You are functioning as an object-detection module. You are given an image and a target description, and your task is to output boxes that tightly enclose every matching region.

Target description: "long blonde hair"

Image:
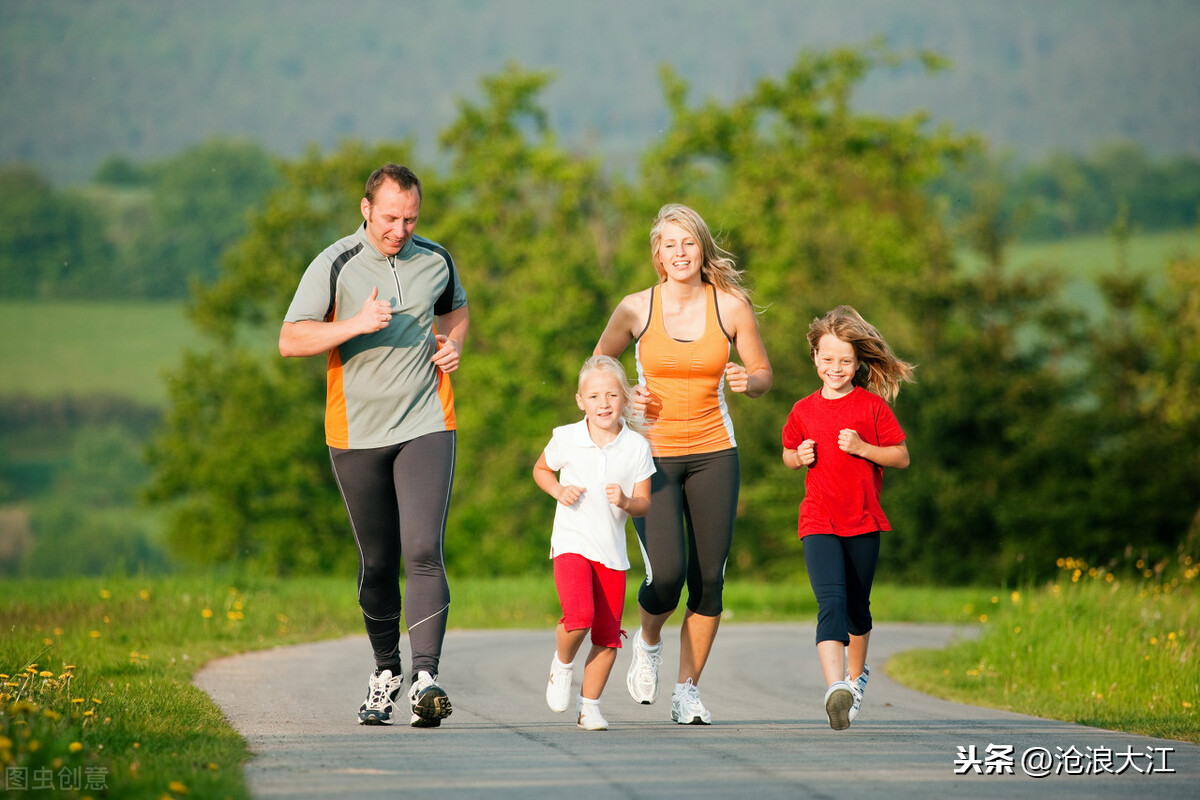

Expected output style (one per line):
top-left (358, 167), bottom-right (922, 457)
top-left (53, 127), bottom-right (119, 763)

top-left (807, 306), bottom-right (915, 402)
top-left (578, 355), bottom-right (645, 433)
top-left (649, 204), bottom-right (751, 306)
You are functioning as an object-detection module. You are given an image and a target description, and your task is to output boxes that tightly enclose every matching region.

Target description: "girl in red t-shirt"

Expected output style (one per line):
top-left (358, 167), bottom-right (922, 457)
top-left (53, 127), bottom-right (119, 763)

top-left (781, 305), bottom-right (915, 731)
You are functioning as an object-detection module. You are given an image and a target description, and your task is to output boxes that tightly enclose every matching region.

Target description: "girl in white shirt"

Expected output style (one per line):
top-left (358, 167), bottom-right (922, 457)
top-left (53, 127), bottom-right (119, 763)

top-left (533, 355), bottom-right (655, 730)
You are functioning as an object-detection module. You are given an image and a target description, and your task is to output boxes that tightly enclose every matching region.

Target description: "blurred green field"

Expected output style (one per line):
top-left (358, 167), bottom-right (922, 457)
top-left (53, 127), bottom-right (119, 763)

top-left (0, 301), bottom-right (205, 406)
top-left (3, 230), bottom-right (1195, 409)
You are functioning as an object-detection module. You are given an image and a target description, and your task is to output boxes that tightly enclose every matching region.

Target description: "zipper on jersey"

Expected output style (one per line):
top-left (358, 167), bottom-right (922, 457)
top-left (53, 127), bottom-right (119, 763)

top-left (387, 256), bottom-right (403, 306)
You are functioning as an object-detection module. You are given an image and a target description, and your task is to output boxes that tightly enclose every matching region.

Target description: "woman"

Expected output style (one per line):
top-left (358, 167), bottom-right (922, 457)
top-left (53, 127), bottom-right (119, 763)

top-left (594, 203), bottom-right (772, 724)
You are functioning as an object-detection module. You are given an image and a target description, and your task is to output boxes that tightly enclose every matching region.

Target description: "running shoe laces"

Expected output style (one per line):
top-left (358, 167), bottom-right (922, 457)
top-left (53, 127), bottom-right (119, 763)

top-left (670, 679), bottom-right (712, 725)
top-left (358, 669), bottom-right (403, 725)
top-left (626, 629), bottom-right (662, 704)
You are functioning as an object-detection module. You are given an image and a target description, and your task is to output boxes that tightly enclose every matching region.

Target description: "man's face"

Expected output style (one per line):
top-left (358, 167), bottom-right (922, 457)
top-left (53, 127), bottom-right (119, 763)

top-left (361, 179), bottom-right (420, 256)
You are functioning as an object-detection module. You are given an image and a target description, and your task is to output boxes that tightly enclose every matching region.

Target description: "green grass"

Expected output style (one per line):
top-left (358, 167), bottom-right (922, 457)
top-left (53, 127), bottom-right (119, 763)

top-left (0, 575), bottom-right (988, 799)
top-left (0, 300), bottom-right (204, 407)
top-left (889, 554), bottom-right (1199, 745)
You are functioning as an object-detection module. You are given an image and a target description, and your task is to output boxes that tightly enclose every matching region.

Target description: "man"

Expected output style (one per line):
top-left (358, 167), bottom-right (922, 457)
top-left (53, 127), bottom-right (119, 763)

top-left (280, 163), bottom-right (468, 727)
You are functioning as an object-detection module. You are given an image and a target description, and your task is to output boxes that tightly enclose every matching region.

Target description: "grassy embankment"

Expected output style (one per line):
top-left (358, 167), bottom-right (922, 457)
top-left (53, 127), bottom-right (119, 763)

top-left (3, 572), bottom-right (1196, 799)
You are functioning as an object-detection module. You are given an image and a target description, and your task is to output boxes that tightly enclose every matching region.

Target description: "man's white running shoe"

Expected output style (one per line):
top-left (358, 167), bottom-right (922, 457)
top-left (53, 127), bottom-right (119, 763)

top-left (824, 681), bottom-right (854, 731)
top-left (576, 697), bottom-right (609, 731)
top-left (546, 655), bottom-right (574, 713)
top-left (357, 668), bottom-right (403, 725)
top-left (409, 670), bottom-right (453, 728)
top-left (670, 679), bottom-right (712, 725)
top-left (847, 664), bottom-right (869, 722)
top-left (626, 628), bottom-right (662, 704)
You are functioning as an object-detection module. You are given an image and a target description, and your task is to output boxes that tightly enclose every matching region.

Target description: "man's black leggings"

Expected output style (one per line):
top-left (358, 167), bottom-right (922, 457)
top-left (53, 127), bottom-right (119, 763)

top-left (330, 431), bottom-right (454, 678)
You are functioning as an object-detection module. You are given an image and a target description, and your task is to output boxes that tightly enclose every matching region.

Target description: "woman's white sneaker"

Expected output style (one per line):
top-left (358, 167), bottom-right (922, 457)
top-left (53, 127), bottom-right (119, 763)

top-left (670, 679), bottom-right (711, 725)
top-left (626, 628), bottom-right (662, 704)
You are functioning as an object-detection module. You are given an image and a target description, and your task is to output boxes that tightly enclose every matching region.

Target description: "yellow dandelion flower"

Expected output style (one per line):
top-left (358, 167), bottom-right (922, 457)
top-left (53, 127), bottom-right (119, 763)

top-left (1168, 632), bottom-right (1177, 641)
top-left (89, 631), bottom-right (101, 639)
top-left (100, 589), bottom-right (112, 599)
top-left (134, 742), bottom-right (140, 748)
top-left (1183, 701), bottom-right (1193, 709)
top-left (43, 710), bottom-right (61, 721)
top-left (966, 668), bottom-right (980, 676)
top-left (990, 595), bottom-right (998, 604)
top-left (1150, 637), bottom-right (1159, 645)
top-left (1010, 591), bottom-right (1020, 604)
top-left (168, 780), bottom-right (189, 793)
top-left (201, 609), bottom-right (213, 619)
top-left (979, 614), bottom-right (988, 623)
top-left (42, 637), bottom-right (53, 646)
top-left (39, 670), bottom-right (53, 678)
top-left (1014, 626), bottom-right (1022, 634)
top-left (92, 697), bottom-right (102, 704)
top-left (207, 762), bottom-right (219, 771)
top-left (69, 742), bottom-right (83, 752)
top-left (54, 627), bottom-right (63, 635)
top-left (140, 589), bottom-right (151, 601)
top-left (72, 698), bottom-right (85, 704)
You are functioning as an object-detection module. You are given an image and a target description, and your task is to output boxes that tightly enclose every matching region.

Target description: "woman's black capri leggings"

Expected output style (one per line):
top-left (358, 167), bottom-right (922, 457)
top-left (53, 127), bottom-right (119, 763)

top-left (634, 448), bottom-right (739, 618)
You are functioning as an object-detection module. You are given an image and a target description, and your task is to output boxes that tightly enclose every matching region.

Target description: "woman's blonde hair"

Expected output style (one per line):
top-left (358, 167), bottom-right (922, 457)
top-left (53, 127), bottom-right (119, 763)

top-left (649, 204), bottom-right (751, 306)
top-left (578, 354), bottom-right (645, 432)
top-left (807, 306), bottom-right (915, 402)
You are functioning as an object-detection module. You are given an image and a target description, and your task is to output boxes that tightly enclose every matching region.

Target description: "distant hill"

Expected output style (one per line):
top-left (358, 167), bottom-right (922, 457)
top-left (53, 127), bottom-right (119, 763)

top-left (3, 0), bottom-right (1199, 185)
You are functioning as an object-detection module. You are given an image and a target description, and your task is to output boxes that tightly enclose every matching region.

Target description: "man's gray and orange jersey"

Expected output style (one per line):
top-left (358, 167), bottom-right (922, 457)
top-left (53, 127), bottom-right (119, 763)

top-left (284, 223), bottom-right (467, 449)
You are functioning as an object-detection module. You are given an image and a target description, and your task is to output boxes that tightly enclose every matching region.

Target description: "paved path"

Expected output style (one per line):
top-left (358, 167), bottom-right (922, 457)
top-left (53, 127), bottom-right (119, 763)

top-left (195, 623), bottom-right (1197, 799)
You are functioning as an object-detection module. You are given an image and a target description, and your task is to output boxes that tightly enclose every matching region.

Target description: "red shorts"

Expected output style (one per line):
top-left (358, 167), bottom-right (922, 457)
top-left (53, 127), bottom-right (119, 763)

top-left (553, 553), bottom-right (627, 648)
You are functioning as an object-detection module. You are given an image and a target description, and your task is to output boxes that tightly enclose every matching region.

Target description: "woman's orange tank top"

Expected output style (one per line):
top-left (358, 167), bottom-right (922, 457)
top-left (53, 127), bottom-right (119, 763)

top-left (634, 283), bottom-right (736, 457)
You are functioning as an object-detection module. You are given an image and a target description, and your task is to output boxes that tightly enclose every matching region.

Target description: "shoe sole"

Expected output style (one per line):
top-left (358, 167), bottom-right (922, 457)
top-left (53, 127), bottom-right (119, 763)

top-left (826, 687), bottom-right (853, 731)
top-left (412, 686), bottom-right (454, 723)
top-left (358, 711), bottom-right (394, 725)
top-left (410, 714), bottom-right (441, 728)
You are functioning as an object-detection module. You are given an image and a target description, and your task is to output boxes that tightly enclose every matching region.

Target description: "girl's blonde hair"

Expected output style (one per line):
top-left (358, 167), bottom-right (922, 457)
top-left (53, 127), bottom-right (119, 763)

top-left (578, 354), bottom-right (645, 432)
top-left (649, 203), bottom-right (752, 306)
top-left (807, 306), bottom-right (915, 402)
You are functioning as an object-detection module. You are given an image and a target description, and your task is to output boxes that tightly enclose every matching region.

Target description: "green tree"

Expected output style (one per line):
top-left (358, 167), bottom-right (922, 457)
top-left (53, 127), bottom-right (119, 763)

top-left (0, 165), bottom-right (113, 297)
top-left (128, 138), bottom-right (281, 298)
top-left (431, 64), bottom-right (621, 574)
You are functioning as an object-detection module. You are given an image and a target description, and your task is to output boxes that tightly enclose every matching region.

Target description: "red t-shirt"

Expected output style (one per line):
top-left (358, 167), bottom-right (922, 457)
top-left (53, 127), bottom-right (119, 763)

top-left (781, 386), bottom-right (906, 538)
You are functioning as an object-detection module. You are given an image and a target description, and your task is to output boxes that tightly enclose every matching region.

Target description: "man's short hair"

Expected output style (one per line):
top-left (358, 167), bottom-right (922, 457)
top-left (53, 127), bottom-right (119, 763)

top-left (365, 164), bottom-right (422, 204)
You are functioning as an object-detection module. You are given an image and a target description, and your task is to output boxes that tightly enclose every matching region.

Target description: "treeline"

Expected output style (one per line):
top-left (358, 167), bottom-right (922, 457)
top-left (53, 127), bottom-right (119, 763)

top-left (4, 137), bottom-right (1198, 303)
top-left (936, 143), bottom-right (1200, 240)
top-left (139, 51), bottom-right (1200, 586)
top-left (0, 140), bottom-right (279, 299)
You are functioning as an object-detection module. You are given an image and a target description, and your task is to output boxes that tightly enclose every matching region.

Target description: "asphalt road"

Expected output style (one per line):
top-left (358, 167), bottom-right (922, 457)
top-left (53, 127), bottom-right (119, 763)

top-left (195, 622), bottom-right (1198, 799)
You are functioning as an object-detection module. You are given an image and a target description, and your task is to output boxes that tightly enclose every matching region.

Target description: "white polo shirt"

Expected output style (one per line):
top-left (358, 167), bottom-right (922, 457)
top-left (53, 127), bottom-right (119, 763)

top-left (542, 418), bottom-right (655, 570)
